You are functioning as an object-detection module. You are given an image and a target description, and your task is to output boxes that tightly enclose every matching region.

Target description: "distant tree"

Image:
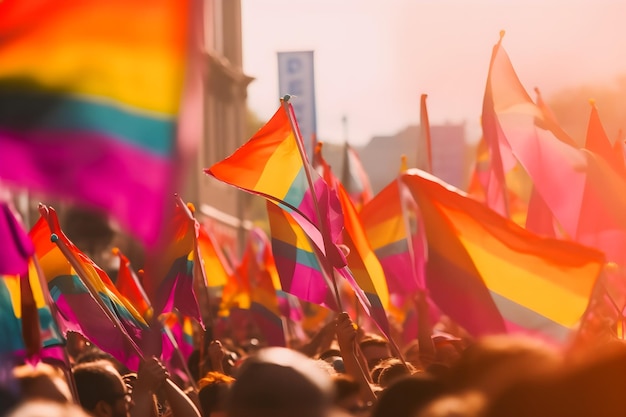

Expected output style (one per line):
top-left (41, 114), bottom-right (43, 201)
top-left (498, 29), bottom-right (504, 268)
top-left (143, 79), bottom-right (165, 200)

top-left (547, 75), bottom-right (626, 145)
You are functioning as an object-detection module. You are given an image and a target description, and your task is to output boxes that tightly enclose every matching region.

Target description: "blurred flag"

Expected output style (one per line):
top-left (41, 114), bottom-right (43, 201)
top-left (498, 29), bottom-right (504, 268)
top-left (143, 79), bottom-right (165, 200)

top-left (142, 198), bottom-right (202, 323)
top-left (113, 248), bottom-right (151, 319)
top-left (0, 0), bottom-right (200, 246)
top-left (402, 169), bottom-right (605, 344)
top-left (32, 207), bottom-right (148, 370)
top-left (340, 143), bottom-right (373, 211)
top-left (0, 202), bottom-right (34, 276)
top-left (267, 201), bottom-right (338, 310)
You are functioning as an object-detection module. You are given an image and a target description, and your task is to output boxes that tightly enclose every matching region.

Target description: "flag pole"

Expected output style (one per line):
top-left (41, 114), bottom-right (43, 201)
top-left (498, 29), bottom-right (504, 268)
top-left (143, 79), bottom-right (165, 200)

top-left (282, 96), bottom-right (344, 311)
top-left (31, 254), bottom-right (81, 404)
top-left (174, 194), bottom-right (214, 335)
top-left (418, 94), bottom-right (433, 173)
top-left (161, 316), bottom-right (198, 390)
top-left (174, 194), bottom-right (216, 381)
top-left (38, 204), bottom-right (145, 359)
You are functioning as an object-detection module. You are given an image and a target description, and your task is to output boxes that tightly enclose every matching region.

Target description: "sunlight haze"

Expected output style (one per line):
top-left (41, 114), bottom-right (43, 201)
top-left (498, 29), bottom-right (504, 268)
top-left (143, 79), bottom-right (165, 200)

top-left (242, 0), bottom-right (626, 145)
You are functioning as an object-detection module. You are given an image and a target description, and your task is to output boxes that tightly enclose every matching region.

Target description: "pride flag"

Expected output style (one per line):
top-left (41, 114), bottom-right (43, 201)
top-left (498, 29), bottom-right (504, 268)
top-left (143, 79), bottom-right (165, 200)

top-left (114, 248), bottom-right (151, 319)
top-left (401, 169), bottom-right (605, 343)
top-left (31, 208), bottom-right (148, 370)
top-left (197, 224), bottom-right (231, 289)
top-left (240, 228), bottom-right (286, 347)
top-left (335, 184), bottom-right (391, 337)
top-left (0, 272), bottom-right (64, 360)
top-left (0, 0), bottom-right (197, 246)
top-left (484, 35), bottom-right (626, 265)
top-left (0, 202), bottom-right (34, 276)
top-left (267, 202), bottom-right (338, 311)
top-left (142, 199), bottom-right (201, 323)
top-left (206, 102), bottom-right (346, 268)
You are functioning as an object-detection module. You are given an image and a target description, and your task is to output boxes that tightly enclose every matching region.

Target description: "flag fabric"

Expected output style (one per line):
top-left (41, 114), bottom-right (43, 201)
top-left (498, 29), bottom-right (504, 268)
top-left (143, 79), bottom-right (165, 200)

top-left (239, 228), bottom-right (286, 347)
top-left (142, 199), bottom-right (202, 323)
top-left (401, 169), bottom-right (606, 343)
top-left (335, 184), bottom-right (391, 337)
top-left (0, 275), bottom-right (28, 357)
top-left (205, 102), bottom-right (346, 269)
top-left (267, 201), bottom-right (338, 311)
top-left (0, 202), bottom-right (34, 276)
top-left (0, 271), bottom-right (64, 361)
top-left (360, 179), bottom-right (425, 298)
top-left (197, 224), bottom-right (232, 289)
top-left (340, 143), bottom-right (374, 210)
top-left (484, 35), bottom-right (626, 265)
top-left (0, 0), bottom-right (198, 246)
top-left (584, 102), bottom-right (624, 177)
top-left (114, 248), bottom-right (151, 319)
top-left (31, 208), bottom-right (148, 370)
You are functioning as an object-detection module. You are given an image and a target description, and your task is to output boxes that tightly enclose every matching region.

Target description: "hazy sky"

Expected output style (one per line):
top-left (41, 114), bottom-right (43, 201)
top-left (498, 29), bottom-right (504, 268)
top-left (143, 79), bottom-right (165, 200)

top-left (241, 0), bottom-right (626, 146)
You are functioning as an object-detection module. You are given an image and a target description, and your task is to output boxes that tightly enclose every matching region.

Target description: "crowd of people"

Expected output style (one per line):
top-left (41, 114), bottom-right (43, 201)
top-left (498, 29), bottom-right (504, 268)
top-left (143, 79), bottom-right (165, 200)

top-left (1, 298), bottom-right (624, 417)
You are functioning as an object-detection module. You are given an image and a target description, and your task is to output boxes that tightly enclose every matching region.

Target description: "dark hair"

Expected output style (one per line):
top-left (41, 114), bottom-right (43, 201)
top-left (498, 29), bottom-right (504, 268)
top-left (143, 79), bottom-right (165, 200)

top-left (370, 374), bottom-right (448, 417)
top-left (73, 361), bottom-right (123, 410)
top-left (359, 334), bottom-right (389, 350)
top-left (331, 374), bottom-right (360, 403)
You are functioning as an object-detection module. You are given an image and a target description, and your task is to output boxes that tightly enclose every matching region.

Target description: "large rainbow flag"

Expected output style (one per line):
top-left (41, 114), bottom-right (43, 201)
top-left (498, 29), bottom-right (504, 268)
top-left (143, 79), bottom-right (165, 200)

top-left (401, 169), bottom-right (605, 343)
top-left (0, 0), bottom-right (196, 246)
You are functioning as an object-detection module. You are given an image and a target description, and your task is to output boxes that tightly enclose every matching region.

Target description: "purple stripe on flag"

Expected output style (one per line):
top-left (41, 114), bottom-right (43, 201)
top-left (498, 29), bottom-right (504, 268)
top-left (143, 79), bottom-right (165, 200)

top-left (426, 250), bottom-right (506, 337)
top-left (0, 203), bottom-right (34, 275)
top-left (0, 130), bottom-right (174, 246)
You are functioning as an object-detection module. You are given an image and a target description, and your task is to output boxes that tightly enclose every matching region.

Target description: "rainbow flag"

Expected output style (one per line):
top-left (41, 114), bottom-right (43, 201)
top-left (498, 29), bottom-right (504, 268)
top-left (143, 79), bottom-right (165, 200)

top-left (335, 184), bottom-right (391, 337)
top-left (267, 202), bottom-right (338, 311)
top-left (1, 202), bottom-right (34, 276)
top-left (360, 179), bottom-right (425, 299)
top-left (206, 103), bottom-right (346, 268)
top-left (142, 199), bottom-right (201, 323)
top-left (31, 209), bottom-right (148, 370)
top-left (401, 170), bottom-right (605, 343)
top-left (340, 144), bottom-right (373, 211)
top-left (0, 272), bottom-right (64, 360)
top-left (114, 248), bottom-right (151, 319)
top-left (484, 35), bottom-right (626, 265)
top-left (197, 224), bottom-right (231, 289)
top-left (0, 0), bottom-right (196, 246)
top-left (240, 228), bottom-right (286, 347)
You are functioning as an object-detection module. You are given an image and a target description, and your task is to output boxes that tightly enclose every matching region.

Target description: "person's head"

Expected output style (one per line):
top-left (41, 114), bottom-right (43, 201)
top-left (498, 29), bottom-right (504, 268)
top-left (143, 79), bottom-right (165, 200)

top-left (6, 400), bottom-right (92, 417)
top-left (331, 374), bottom-right (368, 416)
top-left (319, 349), bottom-right (345, 374)
top-left (359, 334), bottom-right (392, 370)
top-left (74, 347), bottom-right (129, 376)
top-left (369, 374), bottom-right (448, 417)
top-left (73, 360), bottom-right (132, 417)
top-left (378, 359), bottom-right (417, 389)
top-left (198, 372), bottom-right (235, 417)
top-left (416, 391), bottom-right (486, 417)
top-left (13, 363), bottom-right (72, 404)
top-left (446, 334), bottom-right (561, 398)
top-left (227, 347), bottom-right (335, 417)
top-left (403, 340), bottom-right (424, 370)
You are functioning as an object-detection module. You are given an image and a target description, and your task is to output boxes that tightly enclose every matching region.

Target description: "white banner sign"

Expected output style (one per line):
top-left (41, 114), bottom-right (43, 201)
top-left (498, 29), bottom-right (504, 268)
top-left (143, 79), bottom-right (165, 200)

top-left (277, 51), bottom-right (317, 160)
